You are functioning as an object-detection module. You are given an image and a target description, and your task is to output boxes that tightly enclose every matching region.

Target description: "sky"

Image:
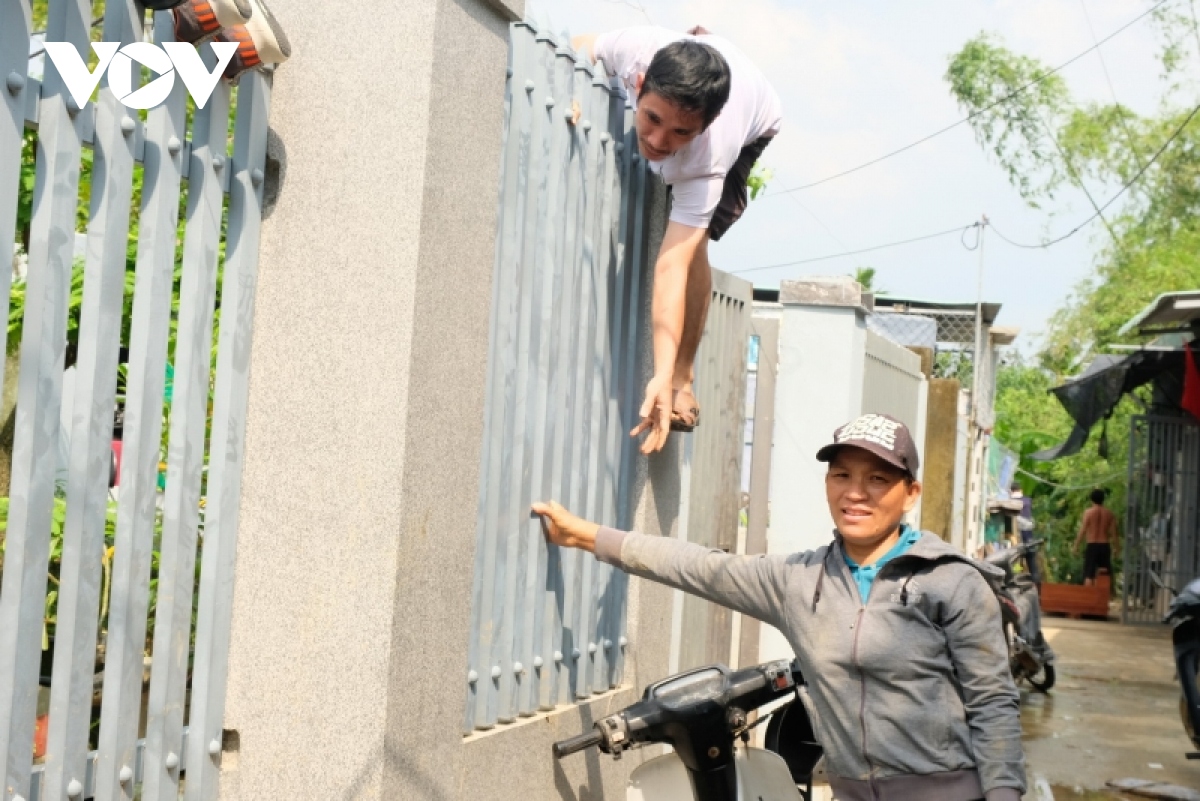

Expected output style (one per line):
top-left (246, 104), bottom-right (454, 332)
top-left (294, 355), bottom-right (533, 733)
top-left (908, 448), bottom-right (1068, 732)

top-left (530, 0), bottom-right (1182, 353)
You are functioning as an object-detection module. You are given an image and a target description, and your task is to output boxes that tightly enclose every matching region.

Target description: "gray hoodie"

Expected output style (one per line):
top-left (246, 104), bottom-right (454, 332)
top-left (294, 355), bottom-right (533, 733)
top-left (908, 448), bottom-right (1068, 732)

top-left (595, 527), bottom-right (1025, 801)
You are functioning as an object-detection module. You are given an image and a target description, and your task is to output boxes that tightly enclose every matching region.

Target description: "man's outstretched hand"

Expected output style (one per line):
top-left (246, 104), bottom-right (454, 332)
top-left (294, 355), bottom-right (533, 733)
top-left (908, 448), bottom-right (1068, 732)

top-left (631, 373), bottom-right (673, 454)
top-left (531, 501), bottom-right (599, 552)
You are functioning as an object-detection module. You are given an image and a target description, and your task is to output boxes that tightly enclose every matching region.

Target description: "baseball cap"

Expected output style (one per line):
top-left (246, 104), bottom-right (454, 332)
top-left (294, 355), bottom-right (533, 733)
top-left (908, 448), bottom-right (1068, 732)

top-left (815, 413), bottom-right (920, 478)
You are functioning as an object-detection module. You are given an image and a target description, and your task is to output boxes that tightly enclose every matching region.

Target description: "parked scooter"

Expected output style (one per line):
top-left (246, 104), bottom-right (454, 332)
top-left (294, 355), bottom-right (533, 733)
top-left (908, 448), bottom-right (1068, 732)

top-left (552, 660), bottom-right (824, 801)
top-left (984, 538), bottom-right (1056, 692)
top-left (1162, 576), bottom-right (1200, 758)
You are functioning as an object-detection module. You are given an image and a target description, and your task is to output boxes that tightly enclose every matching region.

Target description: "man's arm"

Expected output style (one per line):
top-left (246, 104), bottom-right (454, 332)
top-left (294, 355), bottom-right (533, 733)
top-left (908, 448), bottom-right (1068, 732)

top-left (1074, 509), bottom-right (1090, 551)
top-left (531, 501), bottom-right (790, 628)
top-left (631, 221), bottom-right (708, 454)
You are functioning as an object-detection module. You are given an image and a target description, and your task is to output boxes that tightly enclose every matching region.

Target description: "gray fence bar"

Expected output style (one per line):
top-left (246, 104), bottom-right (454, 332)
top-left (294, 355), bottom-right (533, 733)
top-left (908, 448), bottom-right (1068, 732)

top-left (2, 6), bottom-right (272, 799)
top-left (677, 271), bottom-right (751, 672)
top-left (139, 80), bottom-right (230, 801)
top-left (44, 4), bottom-right (144, 798)
top-left (0, 0), bottom-right (30, 407)
top-left (183, 69), bottom-right (271, 801)
top-left (738, 317), bottom-right (778, 670)
top-left (0, 0), bottom-right (92, 797)
top-left (28, 729), bottom-right (187, 801)
top-left (464, 18), bottom-right (651, 734)
top-left (93, 13), bottom-right (190, 801)
top-left (1124, 415), bottom-right (1200, 624)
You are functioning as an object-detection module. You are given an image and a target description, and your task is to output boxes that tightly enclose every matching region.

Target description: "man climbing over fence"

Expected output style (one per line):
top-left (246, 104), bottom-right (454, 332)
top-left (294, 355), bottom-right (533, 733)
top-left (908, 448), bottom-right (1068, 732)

top-left (572, 25), bottom-right (782, 454)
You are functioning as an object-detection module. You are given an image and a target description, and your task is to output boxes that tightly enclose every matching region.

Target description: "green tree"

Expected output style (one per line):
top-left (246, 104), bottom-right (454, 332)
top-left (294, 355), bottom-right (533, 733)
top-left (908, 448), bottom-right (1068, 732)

top-left (943, 7), bottom-right (1200, 581)
top-left (992, 357), bottom-right (1134, 582)
top-left (946, 16), bottom-right (1200, 372)
top-left (852, 266), bottom-right (877, 292)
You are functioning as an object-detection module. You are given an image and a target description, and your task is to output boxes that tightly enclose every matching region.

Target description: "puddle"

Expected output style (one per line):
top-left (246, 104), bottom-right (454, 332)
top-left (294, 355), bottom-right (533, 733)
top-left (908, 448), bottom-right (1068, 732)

top-left (1044, 786), bottom-right (1134, 800)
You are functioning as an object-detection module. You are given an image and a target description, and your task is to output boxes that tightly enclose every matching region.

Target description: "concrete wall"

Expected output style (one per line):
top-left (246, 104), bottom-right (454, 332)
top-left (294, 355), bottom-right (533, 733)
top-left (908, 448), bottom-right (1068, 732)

top-left (217, 1), bottom-right (684, 798)
top-left (757, 278), bottom-right (868, 665)
top-left (920, 378), bottom-right (961, 541)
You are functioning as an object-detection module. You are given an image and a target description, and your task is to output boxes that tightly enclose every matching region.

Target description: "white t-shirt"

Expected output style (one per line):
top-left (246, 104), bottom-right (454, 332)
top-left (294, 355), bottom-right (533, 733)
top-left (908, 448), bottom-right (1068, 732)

top-left (593, 26), bottom-right (783, 229)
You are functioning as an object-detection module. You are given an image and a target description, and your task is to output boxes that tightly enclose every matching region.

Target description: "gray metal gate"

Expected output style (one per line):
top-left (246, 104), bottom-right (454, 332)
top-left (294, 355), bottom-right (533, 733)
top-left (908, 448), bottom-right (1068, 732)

top-left (1123, 415), bottom-right (1200, 624)
top-left (462, 19), bottom-right (653, 734)
top-left (674, 270), bottom-right (751, 673)
top-left (0, 3), bottom-right (273, 799)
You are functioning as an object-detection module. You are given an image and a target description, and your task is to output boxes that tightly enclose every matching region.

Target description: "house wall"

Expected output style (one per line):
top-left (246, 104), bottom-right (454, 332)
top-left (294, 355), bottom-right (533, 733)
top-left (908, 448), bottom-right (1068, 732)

top-left (757, 279), bottom-right (868, 666)
top-left (920, 378), bottom-right (961, 541)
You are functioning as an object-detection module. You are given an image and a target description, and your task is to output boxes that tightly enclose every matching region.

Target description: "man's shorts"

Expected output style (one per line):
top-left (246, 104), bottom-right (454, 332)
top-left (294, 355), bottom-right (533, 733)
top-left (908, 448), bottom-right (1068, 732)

top-left (709, 135), bottom-right (774, 242)
top-left (1083, 542), bottom-right (1112, 580)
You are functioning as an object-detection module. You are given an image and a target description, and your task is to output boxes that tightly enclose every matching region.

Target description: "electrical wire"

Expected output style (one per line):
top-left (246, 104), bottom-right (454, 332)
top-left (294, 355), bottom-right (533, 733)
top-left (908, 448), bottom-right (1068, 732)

top-left (767, 0), bottom-right (1173, 196)
top-left (730, 222), bottom-right (980, 276)
top-left (1079, 0), bottom-right (1149, 171)
top-left (1015, 464), bottom-right (1127, 491)
top-left (1035, 105), bottom-right (1123, 248)
top-left (784, 193), bottom-right (851, 250)
top-left (601, 0), bottom-right (655, 26)
top-left (989, 99), bottom-right (1200, 249)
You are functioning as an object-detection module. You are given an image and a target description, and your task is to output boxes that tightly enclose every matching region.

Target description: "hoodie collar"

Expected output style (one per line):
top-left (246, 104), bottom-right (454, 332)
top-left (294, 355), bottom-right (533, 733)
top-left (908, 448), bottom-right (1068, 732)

top-left (828, 529), bottom-right (1004, 582)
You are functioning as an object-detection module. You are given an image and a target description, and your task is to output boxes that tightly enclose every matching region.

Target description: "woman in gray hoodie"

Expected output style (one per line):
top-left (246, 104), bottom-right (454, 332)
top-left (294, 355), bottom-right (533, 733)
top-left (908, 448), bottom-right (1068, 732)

top-left (533, 413), bottom-right (1025, 801)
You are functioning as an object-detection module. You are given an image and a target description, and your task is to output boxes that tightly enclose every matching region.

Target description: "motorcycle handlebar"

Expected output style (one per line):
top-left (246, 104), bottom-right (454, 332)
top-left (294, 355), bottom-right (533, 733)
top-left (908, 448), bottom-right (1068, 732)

top-left (552, 729), bottom-right (603, 759)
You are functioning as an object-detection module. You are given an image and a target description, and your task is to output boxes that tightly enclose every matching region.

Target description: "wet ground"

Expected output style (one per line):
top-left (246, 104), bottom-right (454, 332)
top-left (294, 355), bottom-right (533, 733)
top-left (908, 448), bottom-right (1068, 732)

top-left (1021, 616), bottom-right (1199, 799)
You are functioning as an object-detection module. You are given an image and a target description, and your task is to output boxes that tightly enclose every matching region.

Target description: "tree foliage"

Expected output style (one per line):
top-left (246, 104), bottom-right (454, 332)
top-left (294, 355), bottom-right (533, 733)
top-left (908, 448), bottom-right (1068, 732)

top-left (946, 11), bottom-right (1200, 371)
top-left (945, 5), bottom-right (1200, 580)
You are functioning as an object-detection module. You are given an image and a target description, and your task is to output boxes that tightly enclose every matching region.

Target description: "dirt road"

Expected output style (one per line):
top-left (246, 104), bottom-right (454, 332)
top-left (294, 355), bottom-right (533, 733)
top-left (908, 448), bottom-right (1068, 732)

top-left (1021, 616), bottom-right (1199, 799)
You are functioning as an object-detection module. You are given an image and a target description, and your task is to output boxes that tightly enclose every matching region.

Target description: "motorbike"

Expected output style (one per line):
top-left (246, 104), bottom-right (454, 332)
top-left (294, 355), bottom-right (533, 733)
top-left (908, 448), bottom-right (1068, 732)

top-left (551, 659), bottom-right (824, 801)
top-left (984, 538), bottom-right (1056, 692)
top-left (1162, 575), bottom-right (1200, 758)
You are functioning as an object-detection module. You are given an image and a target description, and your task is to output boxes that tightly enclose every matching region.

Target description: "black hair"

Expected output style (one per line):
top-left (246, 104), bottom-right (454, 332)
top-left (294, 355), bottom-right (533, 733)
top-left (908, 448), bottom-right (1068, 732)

top-left (639, 40), bottom-right (731, 129)
top-left (1090, 488), bottom-right (1106, 505)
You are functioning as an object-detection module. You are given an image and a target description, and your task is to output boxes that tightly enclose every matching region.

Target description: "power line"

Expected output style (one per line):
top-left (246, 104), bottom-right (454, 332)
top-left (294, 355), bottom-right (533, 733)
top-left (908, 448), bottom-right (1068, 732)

top-left (784, 193), bottom-right (850, 250)
top-left (1015, 464), bottom-right (1126, 491)
top-left (730, 222), bottom-right (979, 275)
top-left (601, 0), bottom-right (655, 26)
top-left (766, 0), bottom-right (1173, 196)
top-left (990, 99), bottom-right (1200, 249)
top-left (1079, 0), bottom-right (1149, 171)
top-left (736, 93), bottom-right (1197, 274)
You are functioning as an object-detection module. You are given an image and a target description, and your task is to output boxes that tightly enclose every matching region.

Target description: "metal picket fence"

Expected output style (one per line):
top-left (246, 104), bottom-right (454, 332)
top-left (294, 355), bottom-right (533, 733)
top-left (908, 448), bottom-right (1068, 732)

top-left (862, 329), bottom-right (924, 434)
top-left (674, 270), bottom-right (750, 673)
top-left (463, 18), bottom-right (653, 733)
top-left (0, 2), bottom-right (272, 800)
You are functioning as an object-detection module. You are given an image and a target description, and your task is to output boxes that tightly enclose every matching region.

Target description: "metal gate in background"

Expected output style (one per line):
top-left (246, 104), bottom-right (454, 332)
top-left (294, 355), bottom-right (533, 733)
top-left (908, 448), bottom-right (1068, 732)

top-left (1123, 415), bottom-right (1200, 624)
top-left (0, 2), bottom-right (273, 799)
top-left (861, 329), bottom-right (925, 434)
top-left (463, 18), bottom-right (653, 734)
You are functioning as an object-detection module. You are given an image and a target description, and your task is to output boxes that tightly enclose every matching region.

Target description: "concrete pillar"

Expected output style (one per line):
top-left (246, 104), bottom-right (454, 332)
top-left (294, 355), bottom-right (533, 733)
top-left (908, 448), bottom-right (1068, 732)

top-left (759, 277), bottom-right (867, 665)
top-left (920, 378), bottom-right (961, 541)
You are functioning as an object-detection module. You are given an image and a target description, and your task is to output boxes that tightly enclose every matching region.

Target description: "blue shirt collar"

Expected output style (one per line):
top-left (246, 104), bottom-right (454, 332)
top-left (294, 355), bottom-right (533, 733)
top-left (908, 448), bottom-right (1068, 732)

top-left (842, 525), bottom-right (920, 570)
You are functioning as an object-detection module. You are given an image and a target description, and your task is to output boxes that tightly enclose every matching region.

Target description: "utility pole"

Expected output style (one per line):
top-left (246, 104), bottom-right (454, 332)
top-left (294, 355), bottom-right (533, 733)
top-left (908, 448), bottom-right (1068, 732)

top-left (967, 215), bottom-right (988, 555)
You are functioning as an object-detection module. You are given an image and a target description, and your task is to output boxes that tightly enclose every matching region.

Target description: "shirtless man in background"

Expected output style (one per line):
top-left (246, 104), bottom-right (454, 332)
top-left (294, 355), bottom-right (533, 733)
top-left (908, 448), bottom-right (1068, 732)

top-left (1074, 489), bottom-right (1120, 586)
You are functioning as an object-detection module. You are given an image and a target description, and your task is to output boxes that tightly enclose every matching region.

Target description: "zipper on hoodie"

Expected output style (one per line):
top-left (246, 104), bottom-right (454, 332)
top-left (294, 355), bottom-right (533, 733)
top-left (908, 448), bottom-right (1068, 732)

top-left (853, 558), bottom-right (912, 801)
top-left (851, 606), bottom-right (876, 799)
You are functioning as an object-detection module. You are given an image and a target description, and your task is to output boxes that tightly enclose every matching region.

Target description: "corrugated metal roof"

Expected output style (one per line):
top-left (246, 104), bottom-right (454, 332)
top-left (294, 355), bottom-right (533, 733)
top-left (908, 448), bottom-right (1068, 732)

top-left (1118, 290), bottom-right (1200, 336)
top-left (874, 295), bottom-right (1003, 325)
